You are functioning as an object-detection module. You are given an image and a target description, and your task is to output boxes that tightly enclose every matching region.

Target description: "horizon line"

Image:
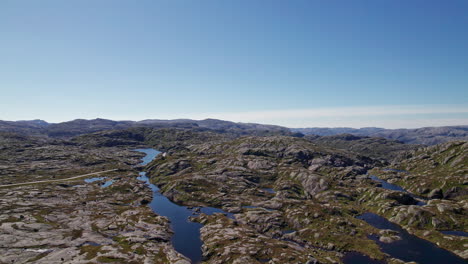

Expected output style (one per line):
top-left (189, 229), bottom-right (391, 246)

top-left (3, 104), bottom-right (467, 129)
top-left (3, 117), bottom-right (468, 131)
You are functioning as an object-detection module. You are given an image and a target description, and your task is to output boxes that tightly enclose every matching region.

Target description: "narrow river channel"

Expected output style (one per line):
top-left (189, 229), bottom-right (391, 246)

top-left (134, 149), bottom-right (231, 263)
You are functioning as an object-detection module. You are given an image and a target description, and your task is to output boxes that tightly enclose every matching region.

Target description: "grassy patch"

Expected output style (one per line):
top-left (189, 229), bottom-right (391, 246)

top-left (96, 256), bottom-right (126, 263)
top-left (80, 245), bottom-right (104, 260)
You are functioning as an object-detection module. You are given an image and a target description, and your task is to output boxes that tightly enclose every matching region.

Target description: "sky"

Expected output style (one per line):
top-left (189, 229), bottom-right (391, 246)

top-left (1, 0), bottom-right (467, 128)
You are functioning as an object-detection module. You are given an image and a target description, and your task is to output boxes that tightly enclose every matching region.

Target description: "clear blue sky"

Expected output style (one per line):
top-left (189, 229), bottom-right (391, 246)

top-left (1, 0), bottom-right (467, 128)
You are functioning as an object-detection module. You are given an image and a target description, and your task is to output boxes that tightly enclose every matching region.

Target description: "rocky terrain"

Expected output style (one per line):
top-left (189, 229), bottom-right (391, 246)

top-left (0, 132), bottom-right (139, 184)
top-left (305, 134), bottom-right (419, 162)
top-left (71, 127), bottom-right (231, 153)
top-left (364, 141), bottom-right (468, 257)
top-left (0, 168), bottom-right (190, 264)
top-left (145, 135), bottom-right (467, 263)
top-left (378, 141), bottom-right (467, 199)
top-left (0, 132), bottom-right (190, 263)
top-left (0, 118), bottom-right (294, 139)
top-left (0, 122), bottom-right (466, 264)
top-left (146, 136), bottom-right (385, 263)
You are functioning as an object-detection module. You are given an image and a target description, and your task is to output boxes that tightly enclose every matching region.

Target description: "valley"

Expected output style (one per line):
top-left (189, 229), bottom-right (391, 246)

top-left (0, 119), bottom-right (466, 264)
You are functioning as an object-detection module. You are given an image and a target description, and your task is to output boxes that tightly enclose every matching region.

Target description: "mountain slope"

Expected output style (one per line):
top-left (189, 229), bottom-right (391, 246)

top-left (0, 118), bottom-right (294, 138)
top-left (374, 140), bottom-right (468, 200)
top-left (306, 134), bottom-right (419, 161)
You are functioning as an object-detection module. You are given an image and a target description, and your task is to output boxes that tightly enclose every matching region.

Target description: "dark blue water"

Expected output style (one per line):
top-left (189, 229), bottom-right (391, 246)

top-left (138, 171), bottom-right (204, 263)
top-left (242, 205), bottom-right (275, 212)
top-left (79, 241), bottom-right (101, 247)
top-left (262, 188), bottom-right (276, 194)
top-left (354, 213), bottom-right (467, 264)
top-left (370, 176), bottom-right (407, 192)
top-left (342, 252), bottom-right (384, 264)
top-left (369, 175), bottom-right (426, 206)
top-left (441, 231), bottom-right (468, 237)
top-left (134, 149), bottom-right (233, 264)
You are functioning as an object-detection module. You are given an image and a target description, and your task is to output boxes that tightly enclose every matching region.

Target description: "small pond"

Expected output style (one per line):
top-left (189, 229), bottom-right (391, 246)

top-left (84, 177), bottom-right (105, 183)
top-left (262, 188), bottom-right (276, 194)
top-left (440, 230), bottom-right (468, 237)
top-left (369, 175), bottom-right (426, 206)
top-left (101, 180), bottom-right (114, 188)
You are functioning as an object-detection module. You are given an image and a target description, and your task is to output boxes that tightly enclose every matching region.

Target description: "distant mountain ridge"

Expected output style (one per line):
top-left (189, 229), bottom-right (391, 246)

top-left (1, 118), bottom-right (467, 145)
top-left (0, 118), bottom-right (292, 138)
top-left (292, 126), bottom-right (468, 145)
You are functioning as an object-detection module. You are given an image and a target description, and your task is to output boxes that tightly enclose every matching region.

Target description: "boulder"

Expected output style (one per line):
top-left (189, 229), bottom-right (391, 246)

top-left (383, 191), bottom-right (417, 205)
top-left (428, 188), bottom-right (443, 199)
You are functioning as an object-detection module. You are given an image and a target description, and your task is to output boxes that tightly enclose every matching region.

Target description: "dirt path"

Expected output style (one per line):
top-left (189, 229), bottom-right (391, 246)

top-left (0, 169), bottom-right (118, 188)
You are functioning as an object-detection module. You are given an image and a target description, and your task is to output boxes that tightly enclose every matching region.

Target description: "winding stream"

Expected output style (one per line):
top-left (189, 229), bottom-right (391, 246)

top-left (134, 149), bottom-right (232, 263)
